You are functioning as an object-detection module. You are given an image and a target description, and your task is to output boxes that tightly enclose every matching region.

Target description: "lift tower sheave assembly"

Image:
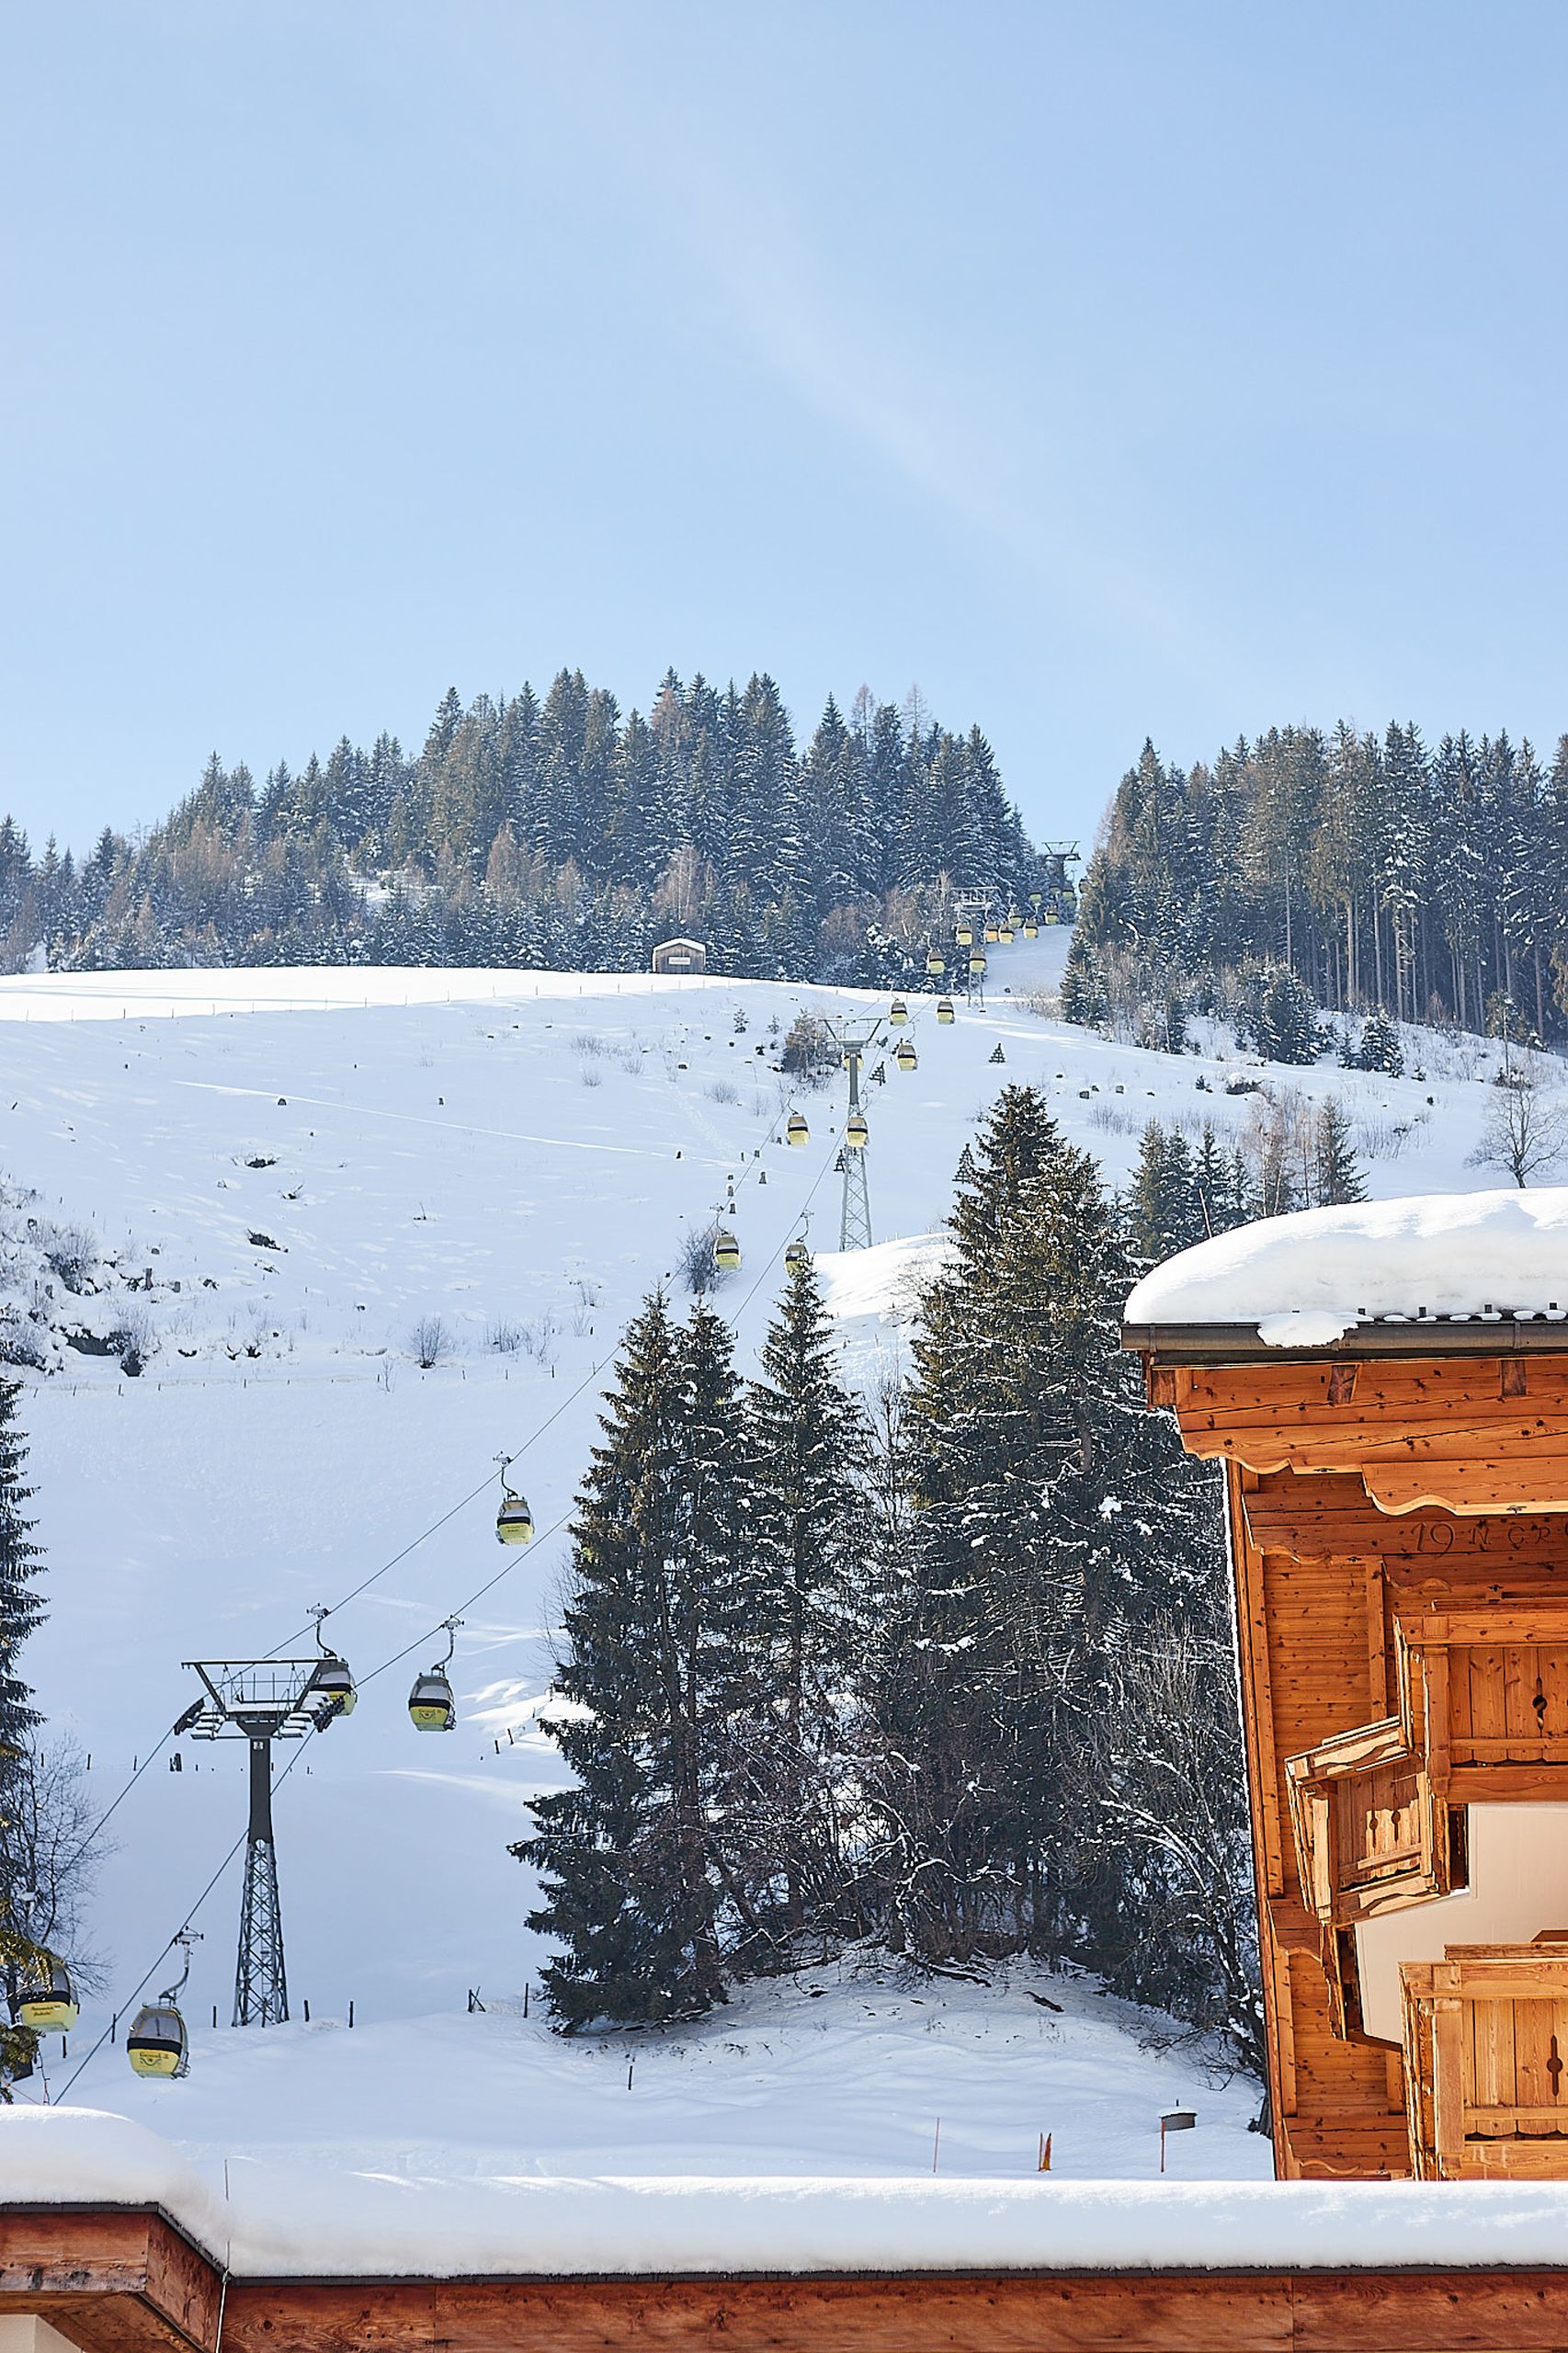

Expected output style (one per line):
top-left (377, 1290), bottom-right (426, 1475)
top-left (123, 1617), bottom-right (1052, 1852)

top-left (181, 1645), bottom-right (353, 2027)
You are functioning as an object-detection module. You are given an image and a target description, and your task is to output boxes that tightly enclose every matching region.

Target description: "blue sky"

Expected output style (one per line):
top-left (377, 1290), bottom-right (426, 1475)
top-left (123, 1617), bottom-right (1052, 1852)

top-left (5, 1), bottom-right (1567, 855)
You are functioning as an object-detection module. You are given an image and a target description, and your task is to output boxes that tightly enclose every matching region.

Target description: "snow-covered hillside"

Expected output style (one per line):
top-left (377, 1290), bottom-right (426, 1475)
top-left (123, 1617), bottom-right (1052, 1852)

top-left (1, 930), bottom-right (1528, 2179)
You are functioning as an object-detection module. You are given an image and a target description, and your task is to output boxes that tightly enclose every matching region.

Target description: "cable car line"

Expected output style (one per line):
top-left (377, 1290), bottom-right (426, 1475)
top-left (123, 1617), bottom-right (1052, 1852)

top-left (57, 1094), bottom-right (861, 2043)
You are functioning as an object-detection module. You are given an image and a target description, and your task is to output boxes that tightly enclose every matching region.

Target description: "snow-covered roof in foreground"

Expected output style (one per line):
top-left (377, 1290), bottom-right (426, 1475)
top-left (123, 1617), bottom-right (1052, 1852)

top-left (12, 2108), bottom-right (1568, 2277)
top-left (1124, 1187), bottom-right (1568, 1350)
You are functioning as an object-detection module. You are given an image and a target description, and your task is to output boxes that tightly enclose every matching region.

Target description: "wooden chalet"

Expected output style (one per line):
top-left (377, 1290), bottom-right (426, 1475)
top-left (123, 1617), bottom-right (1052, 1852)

top-left (1124, 1188), bottom-right (1568, 2186)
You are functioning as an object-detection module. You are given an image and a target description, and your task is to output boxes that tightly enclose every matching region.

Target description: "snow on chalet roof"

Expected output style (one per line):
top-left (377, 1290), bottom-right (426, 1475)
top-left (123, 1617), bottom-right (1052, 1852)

top-left (15, 2107), bottom-right (1568, 2278)
top-left (1123, 1187), bottom-right (1568, 1351)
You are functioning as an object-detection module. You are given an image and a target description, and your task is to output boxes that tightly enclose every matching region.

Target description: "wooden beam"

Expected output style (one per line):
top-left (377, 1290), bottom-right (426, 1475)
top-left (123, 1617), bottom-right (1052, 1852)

top-left (1241, 1472), bottom-right (1568, 1563)
top-left (0, 2210), bottom-right (218, 2352)
top-left (1290, 2270), bottom-right (1568, 2349)
top-left (14, 2219), bottom-right (1568, 2353)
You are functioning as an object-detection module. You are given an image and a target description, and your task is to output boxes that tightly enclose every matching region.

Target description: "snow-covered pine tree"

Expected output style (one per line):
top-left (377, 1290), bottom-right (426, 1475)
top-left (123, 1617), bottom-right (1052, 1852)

top-left (1128, 1121), bottom-right (1203, 1263)
top-left (738, 1254), bottom-right (867, 1943)
top-left (1355, 1005), bottom-right (1404, 1076)
top-left (1192, 1120), bottom-right (1252, 1237)
top-left (869, 1088), bottom-right (1232, 1989)
top-left (1247, 965), bottom-right (1322, 1064)
top-left (1059, 931), bottom-right (1109, 1029)
top-left (0, 1379), bottom-right (46, 2095)
top-left (1312, 1097), bottom-right (1367, 1205)
top-left (517, 1294), bottom-right (755, 2027)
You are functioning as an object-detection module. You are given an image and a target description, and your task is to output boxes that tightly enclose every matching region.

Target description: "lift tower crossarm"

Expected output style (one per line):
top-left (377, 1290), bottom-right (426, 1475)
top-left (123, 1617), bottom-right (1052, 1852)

top-left (178, 1648), bottom-right (354, 2028)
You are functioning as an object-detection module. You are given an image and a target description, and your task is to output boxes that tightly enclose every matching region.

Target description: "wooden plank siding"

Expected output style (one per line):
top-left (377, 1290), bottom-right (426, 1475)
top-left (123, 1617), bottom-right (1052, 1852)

top-left (12, 2208), bottom-right (1568, 2353)
top-left (1227, 1466), bottom-right (1408, 2177)
top-left (1150, 1356), bottom-right (1568, 2179)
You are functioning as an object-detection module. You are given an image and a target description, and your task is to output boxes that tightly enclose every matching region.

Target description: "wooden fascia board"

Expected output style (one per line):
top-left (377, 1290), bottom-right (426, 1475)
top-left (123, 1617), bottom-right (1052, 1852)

top-left (129, 2265), bottom-right (1568, 2353)
top-left (14, 2226), bottom-right (1568, 2353)
top-left (1126, 1321), bottom-right (1568, 1362)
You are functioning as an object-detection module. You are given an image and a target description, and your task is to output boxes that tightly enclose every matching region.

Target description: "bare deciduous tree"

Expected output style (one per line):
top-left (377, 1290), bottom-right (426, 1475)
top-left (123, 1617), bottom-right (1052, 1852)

top-left (3, 1736), bottom-right (108, 1984)
top-left (1469, 1079), bottom-right (1568, 1188)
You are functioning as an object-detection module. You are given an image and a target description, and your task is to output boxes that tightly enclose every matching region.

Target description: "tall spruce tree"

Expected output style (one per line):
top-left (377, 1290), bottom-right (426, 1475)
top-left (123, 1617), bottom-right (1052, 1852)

top-left (0, 1380), bottom-right (46, 2094)
top-left (517, 1295), bottom-right (755, 2026)
top-left (740, 1255), bottom-right (866, 1940)
top-left (1059, 931), bottom-right (1109, 1029)
top-left (1313, 1097), bottom-right (1367, 1205)
top-left (869, 1089), bottom-right (1229, 1979)
top-left (1128, 1121), bottom-right (1202, 1263)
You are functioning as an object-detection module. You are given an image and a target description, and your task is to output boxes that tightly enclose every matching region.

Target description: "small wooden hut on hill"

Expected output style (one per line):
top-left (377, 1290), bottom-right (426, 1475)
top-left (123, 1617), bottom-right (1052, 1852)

top-left (1123, 1188), bottom-right (1568, 2184)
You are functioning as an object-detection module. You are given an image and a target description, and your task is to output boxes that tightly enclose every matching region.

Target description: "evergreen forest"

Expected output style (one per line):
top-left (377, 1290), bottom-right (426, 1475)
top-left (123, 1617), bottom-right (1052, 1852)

top-left (1074, 726), bottom-right (1568, 1046)
top-left (3, 674), bottom-right (1036, 985)
top-left (518, 1089), bottom-right (1262, 2073)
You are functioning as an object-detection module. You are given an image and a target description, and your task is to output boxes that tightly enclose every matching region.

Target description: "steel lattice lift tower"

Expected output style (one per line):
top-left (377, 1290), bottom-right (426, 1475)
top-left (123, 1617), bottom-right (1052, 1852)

top-left (824, 1017), bottom-right (881, 1251)
top-left (180, 1620), bottom-right (354, 2027)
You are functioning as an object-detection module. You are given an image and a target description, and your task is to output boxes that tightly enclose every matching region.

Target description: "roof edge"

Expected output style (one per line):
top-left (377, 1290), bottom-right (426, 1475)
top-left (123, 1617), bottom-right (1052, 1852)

top-left (1122, 1318), bottom-right (1568, 1364)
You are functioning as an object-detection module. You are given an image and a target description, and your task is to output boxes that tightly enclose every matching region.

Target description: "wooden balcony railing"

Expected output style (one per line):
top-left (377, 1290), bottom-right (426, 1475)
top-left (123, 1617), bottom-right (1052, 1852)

top-left (1286, 1717), bottom-right (1458, 1930)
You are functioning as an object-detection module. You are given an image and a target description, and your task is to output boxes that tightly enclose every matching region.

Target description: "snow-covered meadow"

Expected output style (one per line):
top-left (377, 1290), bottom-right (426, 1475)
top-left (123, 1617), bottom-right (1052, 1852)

top-left (0, 931), bottom-right (1535, 2189)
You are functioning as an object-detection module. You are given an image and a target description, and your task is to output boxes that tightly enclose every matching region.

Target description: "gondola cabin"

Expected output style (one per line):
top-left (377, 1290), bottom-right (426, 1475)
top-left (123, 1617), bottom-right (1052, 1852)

top-left (409, 1666), bottom-right (457, 1732)
top-left (14, 1954), bottom-right (78, 2034)
top-left (786, 1111), bottom-right (809, 1146)
top-left (894, 1039), bottom-right (917, 1073)
top-left (311, 1655), bottom-right (357, 1717)
top-left (1124, 1188), bottom-right (1568, 2183)
top-left (925, 949), bottom-right (944, 976)
top-left (496, 1487), bottom-right (534, 1545)
top-left (127, 2000), bottom-right (187, 2078)
top-left (845, 1113), bottom-right (869, 1150)
top-left (889, 996), bottom-right (908, 1025)
top-left (936, 996), bottom-right (955, 1023)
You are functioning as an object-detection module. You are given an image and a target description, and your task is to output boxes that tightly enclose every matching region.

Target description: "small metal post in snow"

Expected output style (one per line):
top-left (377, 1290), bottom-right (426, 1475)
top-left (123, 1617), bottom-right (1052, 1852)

top-left (1159, 2109), bottom-right (1195, 2173)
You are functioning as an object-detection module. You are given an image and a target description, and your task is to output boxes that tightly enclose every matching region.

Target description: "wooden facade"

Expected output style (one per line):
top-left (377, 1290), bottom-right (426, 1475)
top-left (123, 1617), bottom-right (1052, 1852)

top-left (9, 2204), bottom-right (1568, 2351)
top-left (1128, 1325), bottom-right (1568, 2182)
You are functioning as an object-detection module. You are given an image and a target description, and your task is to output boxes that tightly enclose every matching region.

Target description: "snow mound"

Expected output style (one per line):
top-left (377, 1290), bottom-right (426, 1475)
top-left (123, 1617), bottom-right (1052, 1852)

top-left (1124, 1188), bottom-right (1568, 1343)
top-left (817, 1233), bottom-right (949, 1326)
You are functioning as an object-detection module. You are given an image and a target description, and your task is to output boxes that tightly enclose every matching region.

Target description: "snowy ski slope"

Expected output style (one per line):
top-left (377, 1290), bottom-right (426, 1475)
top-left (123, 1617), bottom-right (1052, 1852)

top-left (0, 928), bottom-right (1526, 2181)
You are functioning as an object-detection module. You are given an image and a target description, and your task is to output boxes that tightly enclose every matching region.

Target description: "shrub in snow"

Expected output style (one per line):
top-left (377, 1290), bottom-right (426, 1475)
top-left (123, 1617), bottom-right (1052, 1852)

top-left (36, 1222), bottom-right (97, 1294)
top-left (780, 1013), bottom-right (836, 1084)
top-left (678, 1220), bottom-right (733, 1295)
top-left (107, 1304), bottom-right (155, 1377)
top-left (409, 1314), bottom-right (450, 1368)
top-left (0, 1308), bottom-right (49, 1371)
